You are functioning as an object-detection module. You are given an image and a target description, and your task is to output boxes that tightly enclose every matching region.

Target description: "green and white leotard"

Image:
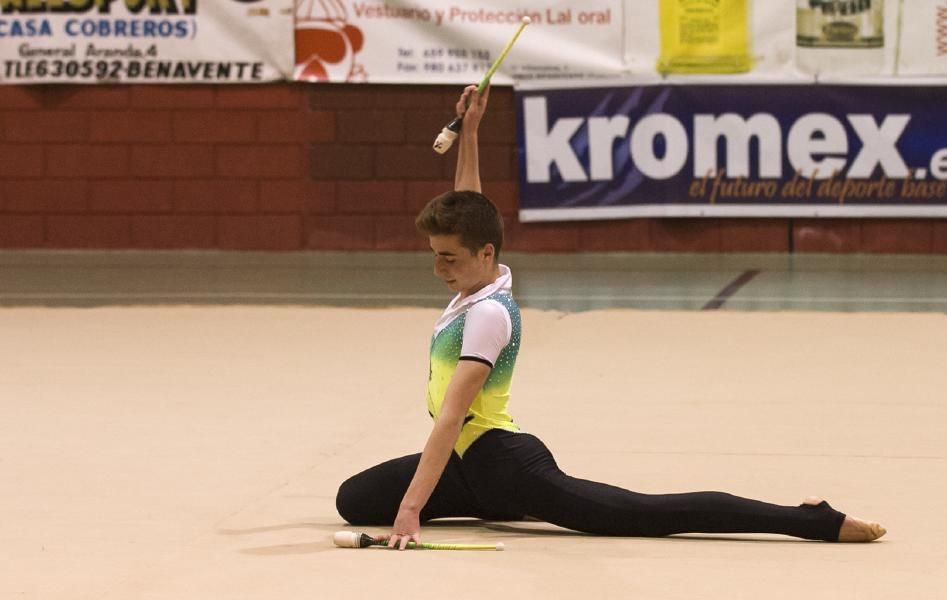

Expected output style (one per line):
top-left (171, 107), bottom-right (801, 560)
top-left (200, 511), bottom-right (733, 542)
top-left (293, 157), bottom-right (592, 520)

top-left (427, 264), bottom-right (521, 457)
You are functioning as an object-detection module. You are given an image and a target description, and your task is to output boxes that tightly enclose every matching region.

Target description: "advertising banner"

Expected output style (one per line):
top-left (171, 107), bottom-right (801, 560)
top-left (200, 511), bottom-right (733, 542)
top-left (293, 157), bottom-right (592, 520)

top-left (896, 0), bottom-right (947, 76)
top-left (294, 0), bottom-right (625, 84)
top-left (295, 1), bottom-right (947, 84)
top-left (0, 0), bottom-right (295, 84)
top-left (516, 82), bottom-right (947, 221)
top-left (2, 1), bottom-right (942, 86)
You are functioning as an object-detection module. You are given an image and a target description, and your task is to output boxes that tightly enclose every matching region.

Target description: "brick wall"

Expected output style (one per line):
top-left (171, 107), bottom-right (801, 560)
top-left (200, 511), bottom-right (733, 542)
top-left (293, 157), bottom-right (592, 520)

top-left (1, 83), bottom-right (945, 253)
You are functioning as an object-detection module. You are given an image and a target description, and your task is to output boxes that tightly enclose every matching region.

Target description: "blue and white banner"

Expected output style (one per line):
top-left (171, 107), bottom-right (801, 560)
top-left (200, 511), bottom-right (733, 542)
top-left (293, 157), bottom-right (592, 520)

top-left (0, 0), bottom-right (294, 84)
top-left (516, 81), bottom-right (947, 221)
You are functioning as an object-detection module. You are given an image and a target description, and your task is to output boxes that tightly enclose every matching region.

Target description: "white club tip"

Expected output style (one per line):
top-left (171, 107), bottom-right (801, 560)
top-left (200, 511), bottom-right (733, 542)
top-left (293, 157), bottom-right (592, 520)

top-left (333, 531), bottom-right (360, 548)
top-left (432, 128), bottom-right (458, 154)
top-left (522, 16), bottom-right (531, 25)
top-left (496, 542), bottom-right (505, 551)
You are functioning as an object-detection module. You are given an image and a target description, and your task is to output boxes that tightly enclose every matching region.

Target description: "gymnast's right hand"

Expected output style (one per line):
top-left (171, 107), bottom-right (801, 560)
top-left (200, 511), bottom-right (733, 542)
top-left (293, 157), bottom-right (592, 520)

top-left (457, 83), bottom-right (490, 134)
top-left (385, 505), bottom-right (421, 551)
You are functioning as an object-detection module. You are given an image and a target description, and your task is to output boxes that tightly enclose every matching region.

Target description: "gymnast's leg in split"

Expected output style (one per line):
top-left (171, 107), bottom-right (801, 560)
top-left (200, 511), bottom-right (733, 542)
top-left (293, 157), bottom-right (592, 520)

top-left (459, 430), bottom-right (882, 542)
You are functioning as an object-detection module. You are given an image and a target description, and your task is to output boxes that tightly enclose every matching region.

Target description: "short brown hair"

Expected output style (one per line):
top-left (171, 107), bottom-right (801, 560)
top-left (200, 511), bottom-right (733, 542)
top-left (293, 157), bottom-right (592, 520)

top-left (415, 191), bottom-right (504, 258)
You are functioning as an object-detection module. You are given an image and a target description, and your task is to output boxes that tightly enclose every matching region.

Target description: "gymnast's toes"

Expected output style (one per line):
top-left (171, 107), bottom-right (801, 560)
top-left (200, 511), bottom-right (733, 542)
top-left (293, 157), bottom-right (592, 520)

top-left (837, 516), bottom-right (887, 542)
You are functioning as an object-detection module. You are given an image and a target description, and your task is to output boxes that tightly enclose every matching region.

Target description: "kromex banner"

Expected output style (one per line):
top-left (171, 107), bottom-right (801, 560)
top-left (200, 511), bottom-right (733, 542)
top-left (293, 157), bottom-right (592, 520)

top-left (516, 82), bottom-right (947, 221)
top-left (0, 0), bottom-right (294, 84)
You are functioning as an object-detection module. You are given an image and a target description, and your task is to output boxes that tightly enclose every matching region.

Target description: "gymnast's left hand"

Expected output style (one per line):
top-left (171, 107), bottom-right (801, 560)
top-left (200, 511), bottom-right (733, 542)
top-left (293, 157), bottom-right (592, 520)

top-left (387, 507), bottom-right (421, 550)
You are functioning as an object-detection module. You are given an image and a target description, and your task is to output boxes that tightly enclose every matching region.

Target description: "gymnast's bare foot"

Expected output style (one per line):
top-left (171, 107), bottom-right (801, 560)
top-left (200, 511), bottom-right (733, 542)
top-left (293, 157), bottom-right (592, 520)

top-left (804, 496), bottom-right (887, 542)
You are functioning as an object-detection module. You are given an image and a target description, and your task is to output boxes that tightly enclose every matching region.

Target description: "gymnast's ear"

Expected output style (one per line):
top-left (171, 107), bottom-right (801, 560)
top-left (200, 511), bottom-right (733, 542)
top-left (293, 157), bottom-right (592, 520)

top-left (479, 243), bottom-right (496, 263)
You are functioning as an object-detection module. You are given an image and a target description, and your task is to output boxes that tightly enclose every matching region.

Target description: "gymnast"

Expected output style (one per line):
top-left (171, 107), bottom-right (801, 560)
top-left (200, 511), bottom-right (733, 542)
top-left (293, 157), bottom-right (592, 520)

top-left (335, 84), bottom-right (887, 550)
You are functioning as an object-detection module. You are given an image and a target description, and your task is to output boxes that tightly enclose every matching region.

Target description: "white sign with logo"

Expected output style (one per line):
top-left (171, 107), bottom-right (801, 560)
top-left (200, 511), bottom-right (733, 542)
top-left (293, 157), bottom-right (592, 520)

top-left (0, 0), bottom-right (294, 84)
top-left (294, 0), bottom-right (625, 84)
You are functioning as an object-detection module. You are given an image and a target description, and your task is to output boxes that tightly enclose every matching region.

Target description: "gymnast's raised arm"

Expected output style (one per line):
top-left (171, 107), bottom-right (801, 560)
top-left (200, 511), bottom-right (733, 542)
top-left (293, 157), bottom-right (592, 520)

top-left (454, 84), bottom-right (489, 193)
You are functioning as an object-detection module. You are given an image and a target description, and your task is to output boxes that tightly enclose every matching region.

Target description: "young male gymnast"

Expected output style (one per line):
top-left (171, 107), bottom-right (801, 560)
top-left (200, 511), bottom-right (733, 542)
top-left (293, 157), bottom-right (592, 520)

top-left (335, 85), bottom-right (887, 550)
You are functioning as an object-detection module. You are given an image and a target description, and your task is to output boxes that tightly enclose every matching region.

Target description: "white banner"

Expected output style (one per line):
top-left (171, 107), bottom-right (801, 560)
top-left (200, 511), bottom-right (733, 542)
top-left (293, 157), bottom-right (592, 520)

top-left (2, 1), bottom-right (939, 86)
top-left (0, 0), bottom-right (295, 84)
top-left (294, 0), bottom-right (625, 84)
top-left (295, 1), bottom-right (947, 85)
top-left (896, 0), bottom-right (947, 75)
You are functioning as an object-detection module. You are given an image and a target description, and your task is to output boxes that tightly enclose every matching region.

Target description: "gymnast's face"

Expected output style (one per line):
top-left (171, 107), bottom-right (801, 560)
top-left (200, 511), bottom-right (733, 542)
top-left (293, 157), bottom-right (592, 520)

top-left (429, 234), bottom-right (496, 298)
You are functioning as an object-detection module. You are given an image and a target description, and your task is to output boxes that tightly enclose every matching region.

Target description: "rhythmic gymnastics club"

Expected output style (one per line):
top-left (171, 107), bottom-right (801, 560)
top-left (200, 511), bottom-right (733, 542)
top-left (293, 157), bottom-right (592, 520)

top-left (333, 530), bottom-right (505, 551)
top-left (432, 16), bottom-right (531, 154)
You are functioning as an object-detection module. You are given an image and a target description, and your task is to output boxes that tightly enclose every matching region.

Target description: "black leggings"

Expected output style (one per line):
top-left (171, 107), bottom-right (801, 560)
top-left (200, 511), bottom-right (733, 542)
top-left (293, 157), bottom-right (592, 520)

top-left (336, 429), bottom-right (846, 541)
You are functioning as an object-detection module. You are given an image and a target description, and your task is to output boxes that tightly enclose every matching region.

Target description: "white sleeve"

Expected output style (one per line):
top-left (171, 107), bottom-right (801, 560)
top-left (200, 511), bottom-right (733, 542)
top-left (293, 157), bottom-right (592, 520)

top-left (460, 300), bottom-right (512, 368)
